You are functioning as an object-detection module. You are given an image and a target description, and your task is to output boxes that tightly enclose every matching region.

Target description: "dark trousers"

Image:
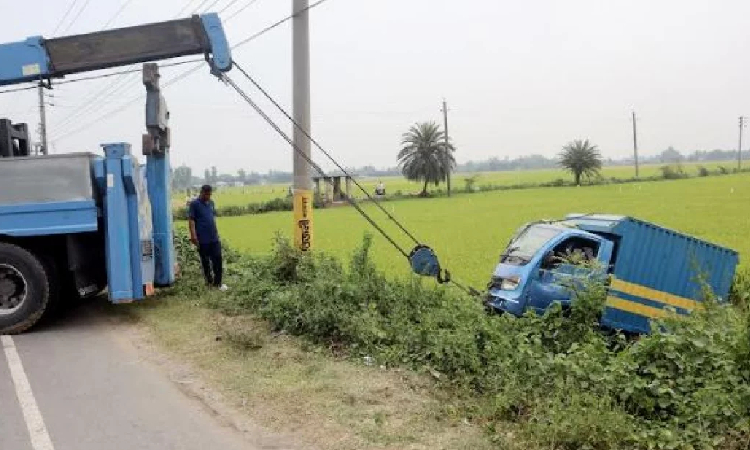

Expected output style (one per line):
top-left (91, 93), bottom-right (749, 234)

top-left (198, 241), bottom-right (223, 286)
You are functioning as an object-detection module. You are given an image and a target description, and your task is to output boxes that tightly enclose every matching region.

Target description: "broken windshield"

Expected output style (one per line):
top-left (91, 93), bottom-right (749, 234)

top-left (501, 226), bottom-right (562, 265)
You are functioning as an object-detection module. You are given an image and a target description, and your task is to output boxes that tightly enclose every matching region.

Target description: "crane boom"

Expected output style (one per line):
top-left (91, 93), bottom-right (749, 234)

top-left (0, 13), bottom-right (231, 87)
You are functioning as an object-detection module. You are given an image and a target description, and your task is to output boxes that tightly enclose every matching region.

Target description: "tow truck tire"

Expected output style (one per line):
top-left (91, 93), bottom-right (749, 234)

top-left (0, 243), bottom-right (50, 334)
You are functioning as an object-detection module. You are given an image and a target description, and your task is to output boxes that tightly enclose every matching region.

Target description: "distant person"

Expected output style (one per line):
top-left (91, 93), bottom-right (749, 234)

top-left (189, 185), bottom-right (227, 291)
top-left (375, 180), bottom-right (386, 196)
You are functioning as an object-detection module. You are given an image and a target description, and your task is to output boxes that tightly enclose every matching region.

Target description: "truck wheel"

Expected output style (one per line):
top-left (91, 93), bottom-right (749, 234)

top-left (0, 243), bottom-right (50, 334)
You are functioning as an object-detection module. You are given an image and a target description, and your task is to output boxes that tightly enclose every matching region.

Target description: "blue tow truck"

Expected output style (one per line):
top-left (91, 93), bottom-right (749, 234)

top-left (0, 15), bottom-right (232, 333)
top-left (486, 214), bottom-right (739, 334)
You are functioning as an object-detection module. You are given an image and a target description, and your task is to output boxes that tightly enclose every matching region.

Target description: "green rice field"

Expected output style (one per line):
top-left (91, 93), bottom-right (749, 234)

top-left (209, 172), bottom-right (750, 288)
top-left (174, 162), bottom-right (732, 209)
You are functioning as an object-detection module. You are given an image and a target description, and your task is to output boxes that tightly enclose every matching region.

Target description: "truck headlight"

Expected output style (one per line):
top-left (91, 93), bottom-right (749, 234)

top-left (500, 276), bottom-right (521, 291)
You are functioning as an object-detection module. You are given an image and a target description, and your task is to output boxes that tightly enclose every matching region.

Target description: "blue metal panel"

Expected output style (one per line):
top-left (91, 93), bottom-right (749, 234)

top-left (99, 144), bottom-right (136, 302)
top-left (146, 154), bottom-right (175, 286)
top-left (601, 306), bottom-right (652, 335)
top-left (611, 217), bottom-right (738, 302)
top-left (0, 200), bottom-right (98, 237)
top-left (0, 37), bottom-right (51, 86)
top-left (122, 155), bottom-right (145, 300)
top-left (135, 164), bottom-right (155, 290)
top-left (200, 13), bottom-right (232, 72)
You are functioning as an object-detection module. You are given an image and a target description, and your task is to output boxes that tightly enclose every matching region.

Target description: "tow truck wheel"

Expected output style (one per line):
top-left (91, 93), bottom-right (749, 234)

top-left (0, 243), bottom-right (50, 334)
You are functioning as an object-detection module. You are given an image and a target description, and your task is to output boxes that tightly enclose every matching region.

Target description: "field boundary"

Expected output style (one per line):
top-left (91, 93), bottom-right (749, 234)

top-left (174, 165), bottom-right (750, 220)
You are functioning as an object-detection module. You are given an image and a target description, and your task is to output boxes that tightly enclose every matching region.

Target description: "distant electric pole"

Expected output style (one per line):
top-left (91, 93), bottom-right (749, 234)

top-left (739, 116), bottom-right (747, 170)
top-left (38, 81), bottom-right (48, 155)
top-left (292, 0), bottom-right (313, 251)
top-left (631, 111), bottom-right (639, 177)
top-left (441, 99), bottom-right (451, 196)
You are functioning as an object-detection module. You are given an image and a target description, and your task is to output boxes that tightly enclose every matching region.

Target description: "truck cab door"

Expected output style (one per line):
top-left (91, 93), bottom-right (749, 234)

top-left (526, 262), bottom-right (574, 314)
top-left (525, 234), bottom-right (611, 314)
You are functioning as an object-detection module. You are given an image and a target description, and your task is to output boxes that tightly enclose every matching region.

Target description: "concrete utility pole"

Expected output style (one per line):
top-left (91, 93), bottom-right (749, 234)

top-left (37, 82), bottom-right (48, 155)
top-left (739, 116), bottom-right (747, 170)
top-left (441, 99), bottom-right (451, 196)
top-left (632, 111), bottom-right (639, 178)
top-left (292, 0), bottom-right (313, 251)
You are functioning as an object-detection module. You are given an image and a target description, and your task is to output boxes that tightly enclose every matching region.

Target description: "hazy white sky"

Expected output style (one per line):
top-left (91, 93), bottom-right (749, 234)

top-left (1, 0), bottom-right (749, 174)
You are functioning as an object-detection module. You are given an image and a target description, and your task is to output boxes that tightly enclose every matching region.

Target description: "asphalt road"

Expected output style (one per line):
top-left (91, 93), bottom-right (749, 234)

top-left (0, 300), bottom-right (295, 450)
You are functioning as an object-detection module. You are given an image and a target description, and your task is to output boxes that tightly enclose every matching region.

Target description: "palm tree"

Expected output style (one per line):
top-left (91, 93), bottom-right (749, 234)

top-left (559, 139), bottom-right (602, 185)
top-left (398, 122), bottom-right (455, 196)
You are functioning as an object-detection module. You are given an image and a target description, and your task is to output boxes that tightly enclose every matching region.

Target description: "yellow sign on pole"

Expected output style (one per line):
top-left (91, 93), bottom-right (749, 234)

top-left (294, 189), bottom-right (313, 251)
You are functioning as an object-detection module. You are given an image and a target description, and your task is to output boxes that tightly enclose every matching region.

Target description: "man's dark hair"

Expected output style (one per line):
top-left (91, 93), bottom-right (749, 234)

top-left (200, 185), bottom-right (213, 194)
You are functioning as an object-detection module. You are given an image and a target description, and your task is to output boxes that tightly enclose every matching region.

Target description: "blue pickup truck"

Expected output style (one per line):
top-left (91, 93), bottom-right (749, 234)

top-left (485, 214), bottom-right (739, 334)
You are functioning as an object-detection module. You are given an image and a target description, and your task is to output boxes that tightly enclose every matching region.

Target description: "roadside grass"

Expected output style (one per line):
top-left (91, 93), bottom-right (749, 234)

top-left (115, 293), bottom-right (499, 450)
top-left (121, 228), bottom-right (750, 450)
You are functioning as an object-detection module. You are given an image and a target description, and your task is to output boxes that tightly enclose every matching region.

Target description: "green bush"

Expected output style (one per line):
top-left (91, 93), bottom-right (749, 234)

top-left (171, 230), bottom-right (750, 449)
top-left (174, 196), bottom-right (325, 221)
top-left (660, 164), bottom-right (688, 180)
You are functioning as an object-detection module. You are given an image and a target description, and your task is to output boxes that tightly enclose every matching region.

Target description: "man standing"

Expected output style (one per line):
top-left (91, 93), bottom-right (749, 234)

top-left (189, 185), bottom-right (227, 291)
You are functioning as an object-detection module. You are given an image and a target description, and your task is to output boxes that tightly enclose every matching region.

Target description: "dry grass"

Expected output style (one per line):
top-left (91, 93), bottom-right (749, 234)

top-left (116, 295), bottom-right (497, 450)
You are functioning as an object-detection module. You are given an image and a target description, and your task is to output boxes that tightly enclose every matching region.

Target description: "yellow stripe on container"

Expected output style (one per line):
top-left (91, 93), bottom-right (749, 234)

top-left (610, 278), bottom-right (703, 311)
top-left (605, 296), bottom-right (681, 319)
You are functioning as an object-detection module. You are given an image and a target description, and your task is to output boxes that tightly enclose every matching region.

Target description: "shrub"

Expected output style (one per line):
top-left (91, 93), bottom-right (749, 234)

top-left (464, 175), bottom-right (479, 192)
top-left (698, 166), bottom-right (710, 177)
top-left (660, 164), bottom-right (688, 180)
top-left (170, 228), bottom-right (750, 450)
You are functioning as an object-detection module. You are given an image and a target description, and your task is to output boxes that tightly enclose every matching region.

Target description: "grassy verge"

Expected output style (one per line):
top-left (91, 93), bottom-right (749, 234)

top-left (115, 282), bottom-right (497, 450)
top-left (121, 230), bottom-right (750, 449)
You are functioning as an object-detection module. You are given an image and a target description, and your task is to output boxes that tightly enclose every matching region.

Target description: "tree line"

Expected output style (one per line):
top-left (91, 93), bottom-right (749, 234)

top-left (171, 129), bottom-right (748, 192)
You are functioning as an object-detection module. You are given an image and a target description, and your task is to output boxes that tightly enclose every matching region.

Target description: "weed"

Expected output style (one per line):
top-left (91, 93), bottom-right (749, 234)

top-left (172, 228), bottom-right (750, 450)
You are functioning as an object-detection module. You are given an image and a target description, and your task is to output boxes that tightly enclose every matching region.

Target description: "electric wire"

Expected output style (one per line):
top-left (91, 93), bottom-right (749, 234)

top-left (102, 0), bottom-right (136, 29)
top-left (232, 61), bottom-right (421, 246)
top-left (52, 0), bottom-right (209, 133)
top-left (174, 0), bottom-right (200, 17)
top-left (51, 0), bottom-right (80, 36)
top-left (0, 85), bottom-right (38, 95)
top-left (221, 73), bottom-right (412, 258)
top-left (59, 0), bottom-right (93, 35)
top-left (233, 0), bottom-right (330, 49)
top-left (51, 59), bottom-right (202, 131)
top-left (224, 0), bottom-right (261, 21)
top-left (217, 0), bottom-right (243, 14)
top-left (50, 0), bottom-right (330, 141)
top-left (221, 71), bottom-right (480, 296)
top-left (200, 0), bottom-right (224, 13)
top-left (191, 0), bottom-right (213, 14)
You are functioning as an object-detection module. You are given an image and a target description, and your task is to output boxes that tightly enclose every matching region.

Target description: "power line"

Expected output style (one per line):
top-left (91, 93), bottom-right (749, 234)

top-left (49, 0), bottom-right (209, 133)
top-left (0, 85), bottom-right (38, 95)
top-left (218, 0), bottom-right (243, 14)
top-left (51, 0), bottom-right (334, 142)
top-left (233, 0), bottom-right (330, 48)
top-left (51, 0), bottom-right (80, 36)
top-left (174, 0), bottom-right (200, 17)
top-left (191, 0), bottom-right (213, 14)
top-left (221, 67), bottom-right (477, 295)
top-left (59, 0), bottom-right (93, 35)
top-left (102, 0), bottom-right (136, 29)
top-left (50, 59), bottom-right (203, 131)
top-left (225, 0), bottom-right (261, 21)
top-left (200, 0), bottom-right (224, 13)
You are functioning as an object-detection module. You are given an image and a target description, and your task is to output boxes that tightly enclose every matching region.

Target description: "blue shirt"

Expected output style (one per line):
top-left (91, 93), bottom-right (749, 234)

top-left (189, 198), bottom-right (219, 244)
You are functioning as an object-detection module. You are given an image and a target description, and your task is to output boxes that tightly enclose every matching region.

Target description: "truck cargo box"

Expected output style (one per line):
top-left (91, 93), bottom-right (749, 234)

top-left (565, 214), bottom-right (739, 333)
